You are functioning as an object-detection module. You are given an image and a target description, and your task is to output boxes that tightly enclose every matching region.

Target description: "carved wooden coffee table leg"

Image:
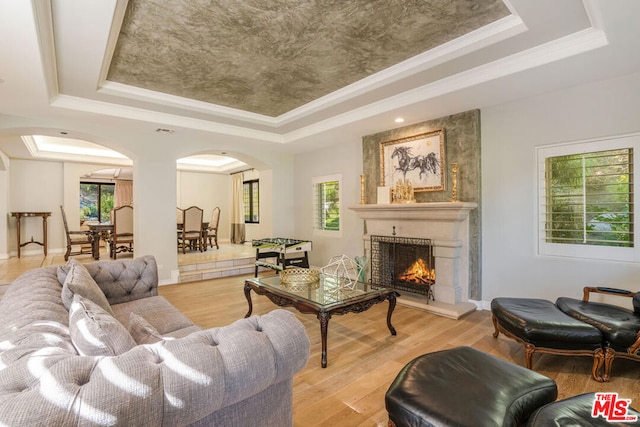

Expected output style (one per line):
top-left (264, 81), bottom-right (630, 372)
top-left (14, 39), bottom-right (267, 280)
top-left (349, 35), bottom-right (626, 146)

top-left (318, 311), bottom-right (331, 368)
top-left (243, 283), bottom-right (253, 318)
top-left (387, 293), bottom-right (398, 335)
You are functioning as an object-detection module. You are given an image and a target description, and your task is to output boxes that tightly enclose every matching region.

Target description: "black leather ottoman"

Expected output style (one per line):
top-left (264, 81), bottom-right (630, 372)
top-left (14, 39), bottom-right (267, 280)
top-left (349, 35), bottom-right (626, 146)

top-left (527, 392), bottom-right (640, 426)
top-left (491, 297), bottom-right (606, 381)
top-left (385, 346), bottom-right (558, 427)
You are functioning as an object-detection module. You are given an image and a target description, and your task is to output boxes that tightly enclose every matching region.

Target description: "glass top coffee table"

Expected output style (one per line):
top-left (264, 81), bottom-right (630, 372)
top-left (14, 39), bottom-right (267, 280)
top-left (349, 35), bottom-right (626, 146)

top-left (244, 274), bottom-right (398, 368)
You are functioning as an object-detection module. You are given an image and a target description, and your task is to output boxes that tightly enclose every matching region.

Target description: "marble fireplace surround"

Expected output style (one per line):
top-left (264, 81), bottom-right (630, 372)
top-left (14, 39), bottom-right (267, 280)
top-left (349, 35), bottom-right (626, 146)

top-left (350, 202), bottom-right (477, 319)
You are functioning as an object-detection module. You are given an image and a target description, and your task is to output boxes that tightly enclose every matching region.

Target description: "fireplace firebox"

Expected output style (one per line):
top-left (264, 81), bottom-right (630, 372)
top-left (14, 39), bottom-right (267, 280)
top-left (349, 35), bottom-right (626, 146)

top-left (370, 235), bottom-right (435, 301)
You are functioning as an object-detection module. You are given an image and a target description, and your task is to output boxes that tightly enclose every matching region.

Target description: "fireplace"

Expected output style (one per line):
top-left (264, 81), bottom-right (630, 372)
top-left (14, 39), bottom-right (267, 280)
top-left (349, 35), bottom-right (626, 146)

top-left (370, 235), bottom-right (435, 301)
top-left (349, 202), bottom-right (478, 319)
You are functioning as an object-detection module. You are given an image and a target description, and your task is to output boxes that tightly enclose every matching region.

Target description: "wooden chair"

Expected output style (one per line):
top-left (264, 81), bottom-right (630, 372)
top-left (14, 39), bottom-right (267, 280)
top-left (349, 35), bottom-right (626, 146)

top-left (176, 207), bottom-right (183, 226)
top-left (178, 206), bottom-right (204, 253)
top-left (207, 207), bottom-right (220, 249)
top-left (109, 205), bottom-right (134, 259)
top-left (60, 205), bottom-right (93, 261)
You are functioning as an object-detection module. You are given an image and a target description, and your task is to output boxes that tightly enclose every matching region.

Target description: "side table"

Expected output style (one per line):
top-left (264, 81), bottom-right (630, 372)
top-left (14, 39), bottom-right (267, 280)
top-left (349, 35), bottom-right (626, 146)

top-left (11, 211), bottom-right (51, 257)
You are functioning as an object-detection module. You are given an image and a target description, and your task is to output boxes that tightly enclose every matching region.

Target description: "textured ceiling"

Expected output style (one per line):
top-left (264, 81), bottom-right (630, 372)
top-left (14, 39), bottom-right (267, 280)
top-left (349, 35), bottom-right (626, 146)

top-left (107, 0), bottom-right (510, 117)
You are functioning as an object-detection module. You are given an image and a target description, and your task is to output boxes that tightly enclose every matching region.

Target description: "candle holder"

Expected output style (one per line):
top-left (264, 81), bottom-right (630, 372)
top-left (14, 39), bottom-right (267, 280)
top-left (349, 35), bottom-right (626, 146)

top-left (450, 163), bottom-right (458, 202)
top-left (360, 174), bottom-right (365, 205)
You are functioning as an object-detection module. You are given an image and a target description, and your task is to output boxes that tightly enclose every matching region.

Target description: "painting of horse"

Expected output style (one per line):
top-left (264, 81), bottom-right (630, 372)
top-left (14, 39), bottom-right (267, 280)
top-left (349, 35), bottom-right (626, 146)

top-left (380, 129), bottom-right (445, 192)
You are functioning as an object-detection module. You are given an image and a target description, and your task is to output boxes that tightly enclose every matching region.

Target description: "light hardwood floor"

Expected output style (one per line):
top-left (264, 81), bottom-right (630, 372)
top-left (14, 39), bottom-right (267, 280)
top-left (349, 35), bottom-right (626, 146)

top-left (159, 275), bottom-right (640, 427)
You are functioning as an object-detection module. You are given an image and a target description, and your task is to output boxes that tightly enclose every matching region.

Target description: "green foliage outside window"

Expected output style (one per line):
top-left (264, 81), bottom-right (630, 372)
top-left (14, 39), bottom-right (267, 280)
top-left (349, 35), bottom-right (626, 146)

top-left (80, 183), bottom-right (114, 223)
top-left (318, 181), bottom-right (340, 231)
top-left (545, 148), bottom-right (633, 247)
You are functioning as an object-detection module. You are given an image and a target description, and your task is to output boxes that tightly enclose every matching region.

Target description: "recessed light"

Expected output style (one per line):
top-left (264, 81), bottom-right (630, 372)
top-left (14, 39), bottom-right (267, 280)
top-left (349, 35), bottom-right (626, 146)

top-left (395, 118), bottom-right (405, 123)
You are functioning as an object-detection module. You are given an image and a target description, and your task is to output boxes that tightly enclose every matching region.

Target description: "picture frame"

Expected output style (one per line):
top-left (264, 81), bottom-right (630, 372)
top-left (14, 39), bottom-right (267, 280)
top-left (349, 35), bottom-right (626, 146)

top-left (379, 129), bottom-right (445, 192)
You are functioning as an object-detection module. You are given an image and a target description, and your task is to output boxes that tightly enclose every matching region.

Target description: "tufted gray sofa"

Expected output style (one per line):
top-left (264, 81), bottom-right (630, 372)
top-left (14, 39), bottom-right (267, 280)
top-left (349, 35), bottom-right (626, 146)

top-left (0, 255), bottom-right (310, 426)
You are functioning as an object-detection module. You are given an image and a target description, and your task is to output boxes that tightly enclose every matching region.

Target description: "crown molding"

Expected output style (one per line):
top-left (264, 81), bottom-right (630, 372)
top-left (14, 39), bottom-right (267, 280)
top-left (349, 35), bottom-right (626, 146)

top-left (50, 94), bottom-right (285, 143)
top-left (283, 26), bottom-right (609, 143)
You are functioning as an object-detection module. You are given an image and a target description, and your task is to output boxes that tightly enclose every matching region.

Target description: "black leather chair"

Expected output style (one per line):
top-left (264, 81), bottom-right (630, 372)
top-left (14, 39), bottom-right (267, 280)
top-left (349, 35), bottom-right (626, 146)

top-left (556, 287), bottom-right (640, 382)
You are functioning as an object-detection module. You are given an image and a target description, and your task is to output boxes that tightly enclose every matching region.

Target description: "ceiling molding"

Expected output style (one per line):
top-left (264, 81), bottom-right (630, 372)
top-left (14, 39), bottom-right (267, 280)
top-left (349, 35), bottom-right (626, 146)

top-left (50, 94), bottom-right (286, 143)
top-left (21, 135), bottom-right (133, 166)
top-left (50, 24), bottom-right (610, 147)
top-left (97, 0), bottom-right (128, 86)
top-left (277, 14), bottom-right (527, 126)
top-left (283, 26), bottom-right (609, 143)
top-left (31, 0), bottom-right (58, 102)
top-left (98, 80), bottom-right (279, 127)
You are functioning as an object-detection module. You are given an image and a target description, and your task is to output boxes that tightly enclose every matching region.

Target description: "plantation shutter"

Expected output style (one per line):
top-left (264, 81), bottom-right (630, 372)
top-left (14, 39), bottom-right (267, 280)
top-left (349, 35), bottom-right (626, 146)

top-left (543, 148), bottom-right (634, 247)
top-left (313, 180), bottom-right (340, 231)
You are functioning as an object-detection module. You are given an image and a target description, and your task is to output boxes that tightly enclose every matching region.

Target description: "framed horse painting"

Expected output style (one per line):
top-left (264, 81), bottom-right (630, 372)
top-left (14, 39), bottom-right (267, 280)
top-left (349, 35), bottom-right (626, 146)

top-left (380, 129), bottom-right (445, 192)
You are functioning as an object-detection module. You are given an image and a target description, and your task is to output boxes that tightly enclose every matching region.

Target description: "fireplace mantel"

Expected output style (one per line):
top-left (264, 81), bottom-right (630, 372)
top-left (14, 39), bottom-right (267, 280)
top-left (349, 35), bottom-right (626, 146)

top-left (349, 202), bottom-right (477, 221)
top-left (349, 202), bottom-right (478, 319)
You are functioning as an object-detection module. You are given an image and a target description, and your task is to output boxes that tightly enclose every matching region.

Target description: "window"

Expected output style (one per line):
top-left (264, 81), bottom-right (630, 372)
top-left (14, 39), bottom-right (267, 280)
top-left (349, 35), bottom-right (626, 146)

top-left (80, 182), bottom-right (114, 223)
top-left (313, 174), bottom-right (341, 235)
top-left (537, 134), bottom-right (640, 261)
top-left (243, 179), bottom-right (259, 223)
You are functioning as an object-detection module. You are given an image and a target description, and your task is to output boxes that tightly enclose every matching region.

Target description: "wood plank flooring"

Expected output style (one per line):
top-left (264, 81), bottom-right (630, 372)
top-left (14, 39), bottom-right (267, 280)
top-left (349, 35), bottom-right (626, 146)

top-left (159, 274), bottom-right (640, 427)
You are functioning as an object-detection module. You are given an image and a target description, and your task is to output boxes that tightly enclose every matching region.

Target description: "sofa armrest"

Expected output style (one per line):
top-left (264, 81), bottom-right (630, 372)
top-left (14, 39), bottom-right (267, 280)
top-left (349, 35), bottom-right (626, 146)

top-left (582, 286), bottom-right (635, 302)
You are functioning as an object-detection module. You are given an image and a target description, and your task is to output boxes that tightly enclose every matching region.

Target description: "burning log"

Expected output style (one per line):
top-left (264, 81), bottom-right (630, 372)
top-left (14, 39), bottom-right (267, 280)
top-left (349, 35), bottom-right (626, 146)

top-left (398, 258), bottom-right (435, 284)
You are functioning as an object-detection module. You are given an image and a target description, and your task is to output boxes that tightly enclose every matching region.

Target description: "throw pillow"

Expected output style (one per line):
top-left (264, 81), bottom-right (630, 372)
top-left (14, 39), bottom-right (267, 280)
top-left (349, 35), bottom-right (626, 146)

top-left (129, 312), bottom-right (171, 345)
top-left (69, 294), bottom-right (136, 356)
top-left (61, 259), bottom-right (114, 316)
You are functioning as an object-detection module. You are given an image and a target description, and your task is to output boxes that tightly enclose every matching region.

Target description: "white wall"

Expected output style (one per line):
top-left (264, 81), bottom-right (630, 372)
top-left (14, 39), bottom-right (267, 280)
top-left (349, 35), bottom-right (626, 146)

top-left (294, 138), bottom-right (365, 267)
top-left (8, 159), bottom-right (64, 256)
top-left (177, 170), bottom-right (231, 242)
top-left (481, 71), bottom-right (640, 304)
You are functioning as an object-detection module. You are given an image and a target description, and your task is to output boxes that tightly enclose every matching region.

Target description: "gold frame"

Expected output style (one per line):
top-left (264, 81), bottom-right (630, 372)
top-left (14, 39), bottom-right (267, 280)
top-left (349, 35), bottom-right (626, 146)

top-left (380, 129), bottom-right (445, 192)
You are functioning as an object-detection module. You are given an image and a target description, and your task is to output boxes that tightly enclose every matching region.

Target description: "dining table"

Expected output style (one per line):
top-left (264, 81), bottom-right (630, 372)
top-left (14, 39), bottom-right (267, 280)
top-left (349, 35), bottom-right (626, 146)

top-left (86, 223), bottom-right (114, 260)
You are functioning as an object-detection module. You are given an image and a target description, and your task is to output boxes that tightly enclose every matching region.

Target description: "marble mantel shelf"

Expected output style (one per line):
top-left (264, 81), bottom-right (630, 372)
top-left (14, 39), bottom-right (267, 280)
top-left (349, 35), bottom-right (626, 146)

top-left (349, 202), bottom-right (477, 221)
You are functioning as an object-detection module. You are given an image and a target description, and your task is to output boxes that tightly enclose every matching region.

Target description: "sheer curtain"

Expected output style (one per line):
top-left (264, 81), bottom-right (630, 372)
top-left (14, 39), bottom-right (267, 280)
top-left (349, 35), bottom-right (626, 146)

top-left (230, 173), bottom-right (246, 243)
top-left (114, 180), bottom-right (133, 207)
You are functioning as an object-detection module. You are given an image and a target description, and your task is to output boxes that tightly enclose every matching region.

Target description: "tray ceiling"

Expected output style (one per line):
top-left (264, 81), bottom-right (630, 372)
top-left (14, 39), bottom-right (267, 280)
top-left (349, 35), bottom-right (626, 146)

top-left (108, 0), bottom-right (510, 117)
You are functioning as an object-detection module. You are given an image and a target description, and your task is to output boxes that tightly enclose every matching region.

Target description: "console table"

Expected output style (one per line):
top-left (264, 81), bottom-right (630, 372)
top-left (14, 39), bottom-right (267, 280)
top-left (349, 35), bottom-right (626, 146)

top-left (11, 211), bottom-right (51, 257)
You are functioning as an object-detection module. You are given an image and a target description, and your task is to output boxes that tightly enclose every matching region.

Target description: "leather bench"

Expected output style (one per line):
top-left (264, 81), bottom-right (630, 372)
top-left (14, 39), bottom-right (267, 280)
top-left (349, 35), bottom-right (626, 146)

top-left (491, 297), bottom-right (606, 381)
top-left (385, 346), bottom-right (558, 427)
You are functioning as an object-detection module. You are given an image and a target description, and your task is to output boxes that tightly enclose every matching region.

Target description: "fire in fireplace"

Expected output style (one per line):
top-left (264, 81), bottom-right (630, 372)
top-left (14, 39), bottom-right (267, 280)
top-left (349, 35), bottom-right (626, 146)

top-left (370, 235), bottom-right (435, 301)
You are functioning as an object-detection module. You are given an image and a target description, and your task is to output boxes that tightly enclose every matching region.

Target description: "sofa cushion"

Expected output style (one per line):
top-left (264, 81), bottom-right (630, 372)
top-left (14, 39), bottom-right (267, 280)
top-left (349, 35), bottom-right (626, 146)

top-left (69, 294), bottom-right (136, 356)
top-left (111, 295), bottom-right (197, 335)
top-left (129, 312), bottom-right (172, 344)
top-left (60, 259), bottom-right (114, 316)
top-left (633, 292), bottom-right (640, 315)
top-left (57, 255), bottom-right (158, 305)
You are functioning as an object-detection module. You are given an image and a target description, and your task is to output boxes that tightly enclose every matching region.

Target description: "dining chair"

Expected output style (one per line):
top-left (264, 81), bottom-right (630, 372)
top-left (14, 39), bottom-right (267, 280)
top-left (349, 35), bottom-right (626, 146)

top-left (178, 206), bottom-right (204, 253)
top-left (207, 207), bottom-right (220, 249)
top-left (60, 205), bottom-right (93, 261)
top-left (176, 207), bottom-right (183, 226)
top-left (109, 205), bottom-right (133, 259)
